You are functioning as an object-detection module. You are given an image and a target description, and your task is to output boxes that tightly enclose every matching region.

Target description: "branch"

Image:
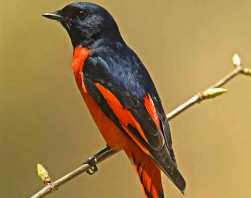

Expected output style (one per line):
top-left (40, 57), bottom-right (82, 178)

top-left (30, 54), bottom-right (251, 198)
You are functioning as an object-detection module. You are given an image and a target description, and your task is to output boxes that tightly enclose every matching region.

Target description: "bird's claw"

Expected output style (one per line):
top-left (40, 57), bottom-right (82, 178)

top-left (86, 157), bottom-right (98, 175)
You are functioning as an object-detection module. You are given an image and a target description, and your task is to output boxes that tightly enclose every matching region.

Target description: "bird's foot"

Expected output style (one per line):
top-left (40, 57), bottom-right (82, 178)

top-left (85, 156), bottom-right (98, 175)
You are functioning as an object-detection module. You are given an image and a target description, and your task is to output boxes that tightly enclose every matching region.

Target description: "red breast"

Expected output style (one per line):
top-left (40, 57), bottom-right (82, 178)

top-left (72, 47), bottom-right (91, 94)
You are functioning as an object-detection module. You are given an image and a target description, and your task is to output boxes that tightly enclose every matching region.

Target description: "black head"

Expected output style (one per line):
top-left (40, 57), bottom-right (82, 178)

top-left (43, 2), bottom-right (122, 47)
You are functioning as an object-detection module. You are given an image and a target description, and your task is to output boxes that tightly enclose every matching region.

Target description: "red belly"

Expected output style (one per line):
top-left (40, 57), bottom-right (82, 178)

top-left (83, 92), bottom-right (131, 149)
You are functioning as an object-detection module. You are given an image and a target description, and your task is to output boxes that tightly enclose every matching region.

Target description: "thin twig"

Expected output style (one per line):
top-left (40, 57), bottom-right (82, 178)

top-left (166, 65), bottom-right (243, 120)
top-left (30, 55), bottom-right (250, 198)
top-left (31, 147), bottom-right (118, 198)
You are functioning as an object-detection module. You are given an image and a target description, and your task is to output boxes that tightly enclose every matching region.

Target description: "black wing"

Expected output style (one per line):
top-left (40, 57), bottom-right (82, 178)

top-left (83, 44), bottom-right (185, 192)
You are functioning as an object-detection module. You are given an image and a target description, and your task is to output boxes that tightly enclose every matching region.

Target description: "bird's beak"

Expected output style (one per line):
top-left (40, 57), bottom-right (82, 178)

top-left (42, 11), bottom-right (63, 21)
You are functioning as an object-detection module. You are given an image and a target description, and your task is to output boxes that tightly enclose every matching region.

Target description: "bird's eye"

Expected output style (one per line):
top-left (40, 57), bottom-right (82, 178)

top-left (78, 10), bottom-right (87, 20)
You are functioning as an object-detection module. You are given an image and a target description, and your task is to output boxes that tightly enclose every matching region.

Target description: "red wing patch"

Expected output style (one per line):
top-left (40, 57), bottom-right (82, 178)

top-left (144, 94), bottom-right (161, 129)
top-left (95, 83), bottom-right (150, 155)
top-left (72, 47), bottom-right (91, 94)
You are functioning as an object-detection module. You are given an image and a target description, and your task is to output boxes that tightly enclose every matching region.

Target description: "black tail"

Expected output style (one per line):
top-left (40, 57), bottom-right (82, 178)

top-left (158, 151), bottom-right (186, 193)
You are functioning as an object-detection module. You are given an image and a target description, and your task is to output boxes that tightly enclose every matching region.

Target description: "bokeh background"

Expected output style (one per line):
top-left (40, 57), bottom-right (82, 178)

top-left (1, 0), bottom-right (251, 197)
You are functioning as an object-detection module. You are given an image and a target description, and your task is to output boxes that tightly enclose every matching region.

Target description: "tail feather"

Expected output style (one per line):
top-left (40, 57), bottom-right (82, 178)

top-left (135, 158), bottom-right (164, 198)
top-left (158, 152), bottom-right (186, 193)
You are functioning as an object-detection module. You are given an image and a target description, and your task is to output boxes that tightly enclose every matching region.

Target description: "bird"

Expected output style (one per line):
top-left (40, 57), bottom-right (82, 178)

top-left (43, 2), bottom-right (186, 198)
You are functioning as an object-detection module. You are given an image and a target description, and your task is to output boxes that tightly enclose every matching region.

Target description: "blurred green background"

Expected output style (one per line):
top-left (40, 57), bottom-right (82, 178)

top-left (1, 0), bottom-right (251, 197)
